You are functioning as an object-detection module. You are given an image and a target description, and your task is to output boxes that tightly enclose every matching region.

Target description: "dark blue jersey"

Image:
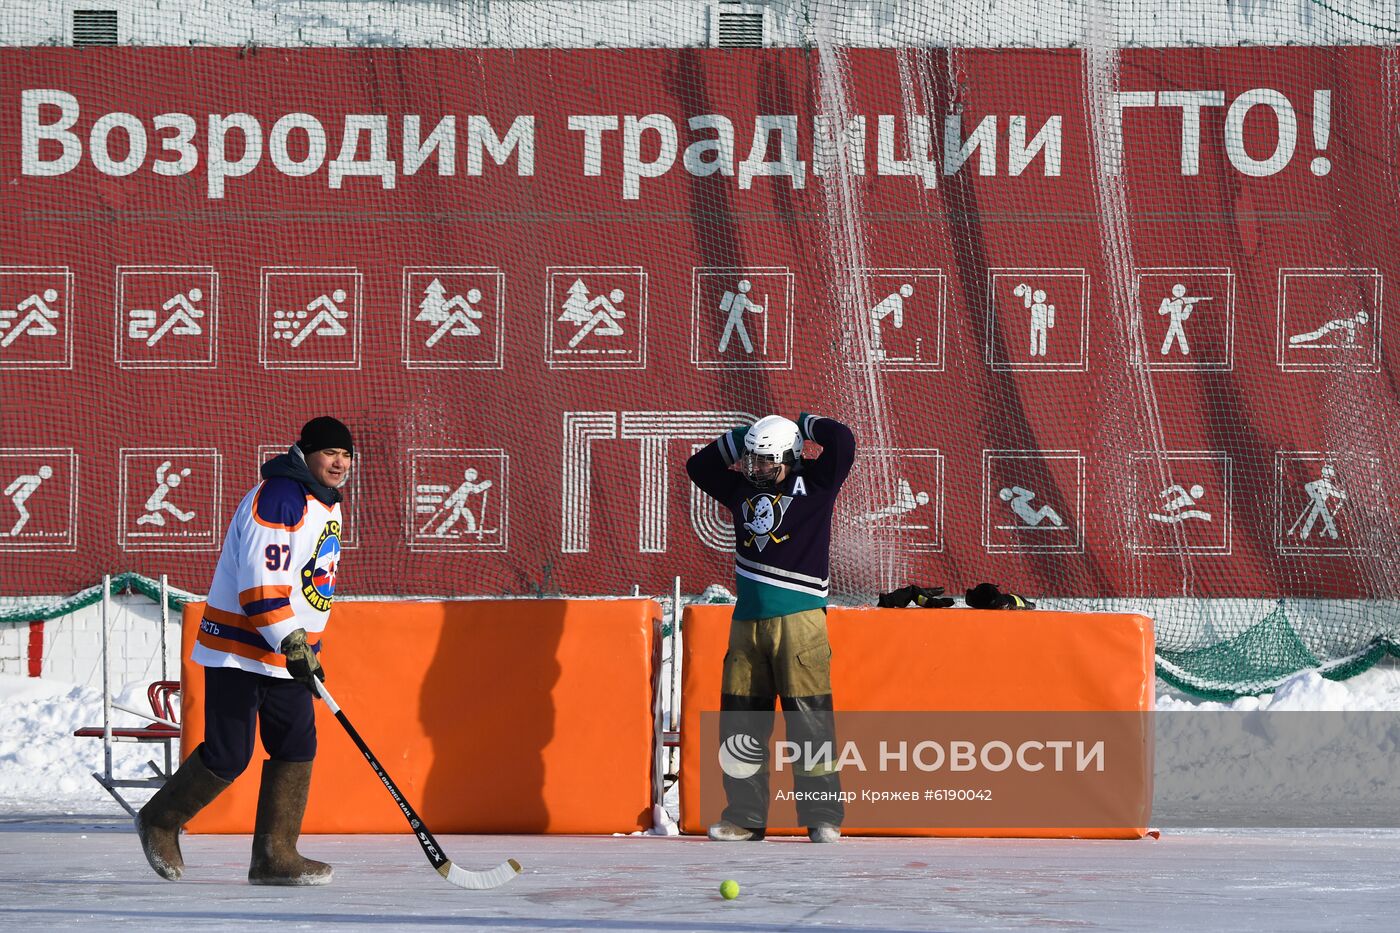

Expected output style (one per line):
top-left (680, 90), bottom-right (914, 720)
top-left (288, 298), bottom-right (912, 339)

top-left (686, 414), bottom-right (855, 621)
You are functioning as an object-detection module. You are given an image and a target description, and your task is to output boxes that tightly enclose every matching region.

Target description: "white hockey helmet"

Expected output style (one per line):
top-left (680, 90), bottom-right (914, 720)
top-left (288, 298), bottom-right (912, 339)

top-left (742, 415), bottom-right (802, 488)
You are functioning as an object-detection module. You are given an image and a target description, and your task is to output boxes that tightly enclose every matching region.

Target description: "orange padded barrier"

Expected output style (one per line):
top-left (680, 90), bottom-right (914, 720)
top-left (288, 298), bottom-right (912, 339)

top-left (181, 598), bottom-right (660, 834)
top-left (679, 605), bottom-right (1154, 838)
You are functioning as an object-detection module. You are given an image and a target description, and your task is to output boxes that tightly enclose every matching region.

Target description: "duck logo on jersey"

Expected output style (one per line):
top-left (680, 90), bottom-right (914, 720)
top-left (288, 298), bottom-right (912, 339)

top-left (741, 494), bottom-right (793, 552)
top-left (300, 519), bottom-right (341, 612)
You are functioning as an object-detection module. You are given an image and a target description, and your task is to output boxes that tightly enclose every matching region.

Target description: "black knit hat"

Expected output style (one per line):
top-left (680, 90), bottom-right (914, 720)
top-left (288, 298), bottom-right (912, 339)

top-left (297, 416), bottom-right (354, 456)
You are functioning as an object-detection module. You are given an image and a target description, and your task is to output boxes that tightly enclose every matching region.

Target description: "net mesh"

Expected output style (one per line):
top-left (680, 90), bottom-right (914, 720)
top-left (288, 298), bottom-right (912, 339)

top-left (2, 1), bottom-right (1400, 697)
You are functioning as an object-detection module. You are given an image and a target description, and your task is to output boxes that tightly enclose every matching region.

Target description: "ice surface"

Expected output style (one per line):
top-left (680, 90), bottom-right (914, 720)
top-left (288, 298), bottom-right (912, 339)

top-left (8, 668), bottom-right (1400, 929)
top-left (2, 814), bottom-right (1399, 931)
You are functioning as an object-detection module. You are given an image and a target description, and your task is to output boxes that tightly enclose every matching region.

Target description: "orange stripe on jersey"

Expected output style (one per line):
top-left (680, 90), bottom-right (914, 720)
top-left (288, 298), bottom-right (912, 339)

top-left (200, 611), bottom-right (320, 644)
top-left (239, 584), bottom-right (294, 605)
top-left (197, 629), bottom-right (287, 667)
top-left (204, 604), bottom-right (261, 634)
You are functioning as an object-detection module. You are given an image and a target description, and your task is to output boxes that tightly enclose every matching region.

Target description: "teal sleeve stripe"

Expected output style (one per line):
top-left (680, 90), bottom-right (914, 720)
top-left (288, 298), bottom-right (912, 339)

top-left (720, 426), bottom-right (750, 465)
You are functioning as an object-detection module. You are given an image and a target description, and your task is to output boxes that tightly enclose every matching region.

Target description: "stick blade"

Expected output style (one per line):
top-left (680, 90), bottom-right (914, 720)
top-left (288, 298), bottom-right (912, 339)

top-left (438, 858), bottom-right (522, 890)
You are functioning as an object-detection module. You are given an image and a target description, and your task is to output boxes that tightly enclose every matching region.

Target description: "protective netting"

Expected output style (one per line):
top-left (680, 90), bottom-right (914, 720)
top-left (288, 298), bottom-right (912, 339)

top-left (3, 1), bottom-right (1400, 697)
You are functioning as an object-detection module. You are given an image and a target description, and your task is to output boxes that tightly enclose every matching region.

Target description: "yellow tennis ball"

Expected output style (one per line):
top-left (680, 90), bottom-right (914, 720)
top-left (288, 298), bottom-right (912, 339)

top-left (719, 879), bottom-right (740, 900)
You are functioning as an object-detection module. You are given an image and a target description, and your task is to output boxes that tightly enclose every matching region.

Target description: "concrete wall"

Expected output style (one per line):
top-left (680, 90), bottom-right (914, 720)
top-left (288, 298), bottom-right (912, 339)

top-left (2, 0), bottom-right (1399, 49)
top-left (0, 594), bottom-right (179, 690)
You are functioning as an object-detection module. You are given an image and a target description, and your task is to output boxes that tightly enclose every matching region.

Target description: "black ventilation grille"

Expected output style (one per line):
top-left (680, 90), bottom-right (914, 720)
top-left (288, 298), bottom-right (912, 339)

top-left (73, 10), bottom-right (119, 48)
top-left (716, 10), bottom-right (764, 48)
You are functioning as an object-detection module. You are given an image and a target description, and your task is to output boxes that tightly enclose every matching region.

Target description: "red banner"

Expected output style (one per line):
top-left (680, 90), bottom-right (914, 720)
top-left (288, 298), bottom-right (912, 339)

top-left (1, 48), bottom-right (1395, 598)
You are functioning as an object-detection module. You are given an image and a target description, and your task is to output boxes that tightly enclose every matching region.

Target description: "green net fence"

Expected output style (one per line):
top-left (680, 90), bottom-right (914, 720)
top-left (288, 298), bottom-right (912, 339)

top-left (0, 573), bottom-right (196, 626)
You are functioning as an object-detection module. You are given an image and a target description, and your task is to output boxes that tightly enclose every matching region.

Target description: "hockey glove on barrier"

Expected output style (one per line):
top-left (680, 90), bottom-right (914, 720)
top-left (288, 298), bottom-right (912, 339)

top-left (877, 585), bottom-right (955, 609)
top-left (911, 586), bottom-right (955, 609)
top-left (280, 629), bottom-right (325, 685)
top-left (877, 585), bottom-right (915, 608)
top-left (965, 582), bottom-right (1036, 610)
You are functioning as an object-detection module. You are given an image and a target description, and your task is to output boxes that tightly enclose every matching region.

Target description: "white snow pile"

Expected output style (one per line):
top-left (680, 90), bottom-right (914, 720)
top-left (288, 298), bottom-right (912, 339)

top-left (1158, 665), bottom-right (1400, 711)
top-left (0, 675), bottom-right (169, 809)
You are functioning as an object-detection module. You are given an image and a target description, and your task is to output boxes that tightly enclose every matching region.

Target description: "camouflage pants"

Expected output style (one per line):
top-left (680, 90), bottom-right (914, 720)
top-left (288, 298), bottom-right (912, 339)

top-left (719, 608), bottom-right (843, 829)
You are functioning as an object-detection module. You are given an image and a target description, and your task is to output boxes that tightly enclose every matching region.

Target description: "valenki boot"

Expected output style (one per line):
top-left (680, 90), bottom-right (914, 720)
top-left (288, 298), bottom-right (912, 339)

top-left (707, 819), bottom-right (766, 841)
top-left (248, 759), bottom-right (333, 885)
top-left (135, 746), bottom-right (233, 880)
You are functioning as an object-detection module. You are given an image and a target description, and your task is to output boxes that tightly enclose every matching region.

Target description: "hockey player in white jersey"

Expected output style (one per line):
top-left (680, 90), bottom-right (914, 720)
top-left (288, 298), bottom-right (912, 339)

top-left (136, 416), bottom-right (353, 885)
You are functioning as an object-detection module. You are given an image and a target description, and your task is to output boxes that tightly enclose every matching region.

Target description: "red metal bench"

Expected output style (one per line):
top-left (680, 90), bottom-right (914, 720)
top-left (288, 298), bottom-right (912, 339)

top-left (73, 680), bottom-right (181, 817)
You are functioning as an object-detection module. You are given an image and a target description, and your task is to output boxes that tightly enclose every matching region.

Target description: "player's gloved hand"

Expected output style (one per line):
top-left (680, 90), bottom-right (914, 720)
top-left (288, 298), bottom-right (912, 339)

top-left (280, 629), bottom-right (325, 685)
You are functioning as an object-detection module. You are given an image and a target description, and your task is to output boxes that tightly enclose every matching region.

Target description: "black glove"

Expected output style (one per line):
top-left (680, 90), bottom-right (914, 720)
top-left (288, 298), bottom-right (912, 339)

top-left (910, 586), bottom-right (955, 609)
top-left (877, 584), bottom-right (954, 609)
top-left (280, 629), bottom-right (325, 685)
top-left (965, 582), bottom-right (1036, 610)
top-left (877, 584), bottom-right (918, 608)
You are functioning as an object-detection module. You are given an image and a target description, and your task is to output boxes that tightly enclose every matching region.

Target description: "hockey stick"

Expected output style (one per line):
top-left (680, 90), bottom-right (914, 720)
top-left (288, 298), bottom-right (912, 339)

top-left (311, 678), bottom-right (522, 890)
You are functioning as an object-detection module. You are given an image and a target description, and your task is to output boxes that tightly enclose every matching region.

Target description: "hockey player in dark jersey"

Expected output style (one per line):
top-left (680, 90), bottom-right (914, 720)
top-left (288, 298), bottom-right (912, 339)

top-left (686, 412), bottom-right (855, 843)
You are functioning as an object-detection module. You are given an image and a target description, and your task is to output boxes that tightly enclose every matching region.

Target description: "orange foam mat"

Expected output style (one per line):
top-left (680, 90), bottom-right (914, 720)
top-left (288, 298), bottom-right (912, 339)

top-left (679, 605), bottom-right (1154, 838)
top-left (181, 598), bottom-right (660, 834)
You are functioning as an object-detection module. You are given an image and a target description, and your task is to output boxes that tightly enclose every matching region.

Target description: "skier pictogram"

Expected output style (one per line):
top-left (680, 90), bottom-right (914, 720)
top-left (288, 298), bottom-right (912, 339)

top-left (418, 468), bottom-right (496, 538)
top-left (1287, 463), bottom-right (1346, 540)
top-left (416, 279), bottom-right (484, 347)
top-left (559, 279), bottom-right (627, 348)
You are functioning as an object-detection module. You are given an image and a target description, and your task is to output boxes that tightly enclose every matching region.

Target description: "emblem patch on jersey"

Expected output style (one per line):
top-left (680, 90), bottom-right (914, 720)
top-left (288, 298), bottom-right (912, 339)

top-left (741, 494), bottom-right (793, 552)
top-left (300, 519), bottom-right (341, 612)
